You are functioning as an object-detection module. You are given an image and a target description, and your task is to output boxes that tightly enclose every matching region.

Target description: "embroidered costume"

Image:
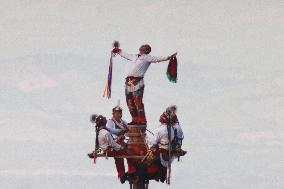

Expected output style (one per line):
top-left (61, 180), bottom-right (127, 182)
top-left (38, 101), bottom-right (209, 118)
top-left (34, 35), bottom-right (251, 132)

top-left (118, 51), bottom-right (169, 124)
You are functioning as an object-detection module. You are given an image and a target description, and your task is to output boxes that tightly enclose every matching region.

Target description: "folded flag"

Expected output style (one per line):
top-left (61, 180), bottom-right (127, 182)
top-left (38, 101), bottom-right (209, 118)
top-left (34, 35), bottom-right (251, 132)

top-left (167, 56), bottom-right (177, 83)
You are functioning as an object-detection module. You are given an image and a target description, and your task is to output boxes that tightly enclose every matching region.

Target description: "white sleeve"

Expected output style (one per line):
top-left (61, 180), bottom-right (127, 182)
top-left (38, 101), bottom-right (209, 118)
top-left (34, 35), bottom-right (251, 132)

top-left (106, 120), bottom-right (122, 135)
top-left (106, 120), bottom-right (114, 129)
top-left (106, 133), bottom-right (121, 150)
top-left (119, 51), bottom-right (138, 61)
top-left (152, 128), bottom-right (161, 146)
top-left (146, 55), bottom-right (169, 63)
top-left (145, 135), bottom-right (154, 146)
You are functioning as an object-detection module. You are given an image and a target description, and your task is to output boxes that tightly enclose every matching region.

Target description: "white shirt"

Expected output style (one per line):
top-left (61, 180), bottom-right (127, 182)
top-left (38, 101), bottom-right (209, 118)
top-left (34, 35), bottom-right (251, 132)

top-left (152, 124), bottom-right (175, 150)
top-left (98, 129), bottom-right (121, 151)
top-left (106, 119), bottom-right (128, 136)
top-left (119, 51), bottom-right (169, 77)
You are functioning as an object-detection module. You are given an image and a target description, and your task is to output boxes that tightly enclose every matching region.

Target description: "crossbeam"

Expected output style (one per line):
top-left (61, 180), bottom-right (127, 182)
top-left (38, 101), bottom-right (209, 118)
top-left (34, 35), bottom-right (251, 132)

top-left (96, 154), bottom-right (145, 159)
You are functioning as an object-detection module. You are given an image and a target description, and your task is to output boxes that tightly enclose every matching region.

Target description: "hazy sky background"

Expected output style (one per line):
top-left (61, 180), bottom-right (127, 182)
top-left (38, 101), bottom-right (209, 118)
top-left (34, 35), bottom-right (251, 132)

top-left (0, 1), bottom-right (283, 189)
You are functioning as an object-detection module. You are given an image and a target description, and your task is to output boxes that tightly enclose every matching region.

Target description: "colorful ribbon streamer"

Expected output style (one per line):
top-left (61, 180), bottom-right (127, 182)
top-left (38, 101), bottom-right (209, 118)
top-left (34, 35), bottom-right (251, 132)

top-left (103, 53), bottom-right (113, 99)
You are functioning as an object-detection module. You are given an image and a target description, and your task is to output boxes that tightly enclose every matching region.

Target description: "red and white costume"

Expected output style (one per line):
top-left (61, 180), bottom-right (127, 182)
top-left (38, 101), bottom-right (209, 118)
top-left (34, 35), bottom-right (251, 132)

top-left (98, 128), bottom-right (122, 151)
top-left (152, 124), bottom-right (175, 150)
top-left (98, 128), bottom-right (135, 177)
top-left (106, 118), bottom-right (128, 137)
top-left (120, 52), bottom-right (169, 77)
top-left (118, 51), bottom-right (169, 124)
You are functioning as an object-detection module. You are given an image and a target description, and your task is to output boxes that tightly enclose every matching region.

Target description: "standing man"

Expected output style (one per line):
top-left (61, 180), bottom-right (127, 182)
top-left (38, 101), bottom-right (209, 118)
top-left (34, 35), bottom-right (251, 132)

top-left (112, 44), bottom-right (177, 125)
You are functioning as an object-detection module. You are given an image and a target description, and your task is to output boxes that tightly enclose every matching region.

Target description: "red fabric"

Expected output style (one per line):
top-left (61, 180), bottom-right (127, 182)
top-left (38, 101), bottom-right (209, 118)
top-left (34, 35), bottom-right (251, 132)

top-left (147, 148), bottom-right (168, 182)
top-left (126, 86), bottom-right (146, 124)
top-left (114, 157), bottom-right (125, 177)
top-left (147, 163), bottom-right (159, 174)
top-left (167, 56), bottom-right (177, 82)
top-left (152, 148), bottom-right (168, 157)
top-left (159, 112), bottom-right (171, 124)
top-left (126, 159), bottom-right (136, 174)
top-left (105, 149), bottom-right (136, 175)
top-left (168, 57), bottom-right (177, 77)
top-left (112, 48), bottom-right (121, 54)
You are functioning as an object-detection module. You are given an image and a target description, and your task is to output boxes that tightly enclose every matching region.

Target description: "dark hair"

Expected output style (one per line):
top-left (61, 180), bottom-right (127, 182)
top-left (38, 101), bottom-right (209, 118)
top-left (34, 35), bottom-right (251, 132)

top-left (144, 44), bottom-right (151, 54)
top-left (95, 115), bottom-right (107, 127)
top-left (112, 106), bottom-right (122, 114)
top-left (113, 41), bottom-right (120, 48)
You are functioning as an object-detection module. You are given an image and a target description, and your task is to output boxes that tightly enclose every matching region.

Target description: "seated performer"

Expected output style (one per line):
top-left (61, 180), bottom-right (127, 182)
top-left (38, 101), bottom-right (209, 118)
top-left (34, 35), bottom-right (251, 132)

top-left (88, 114), bottom-right (131, 184)
top-left (165, 105), bottom-right (184, 150)
top-left (106, 105), bottom-right (129, 142)
top-left (150, 109), bottom-right (186, 182)
top-left (150, 111), bottom-right (175, 182)
top-left (151, 111), bottom-right (175, 156)
top-left (112, 44), bottom-right (177, 125)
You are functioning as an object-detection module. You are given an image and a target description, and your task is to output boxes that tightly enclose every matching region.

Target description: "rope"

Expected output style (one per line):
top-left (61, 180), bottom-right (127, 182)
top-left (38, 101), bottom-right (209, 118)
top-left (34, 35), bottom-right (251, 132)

top-left (166, 124), bottom-right (172, 185)
top-left (140, 130), bottom-right (154, 163)
top-left (93, 126), bottom-right (99, 164)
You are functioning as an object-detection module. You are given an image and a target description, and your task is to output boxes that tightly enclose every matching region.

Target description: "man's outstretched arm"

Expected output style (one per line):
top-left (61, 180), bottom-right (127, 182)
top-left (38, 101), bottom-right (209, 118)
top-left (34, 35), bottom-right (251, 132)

top-left (119, 51), bottom-right (138, 61)
top-left (112, 48), bottom-right (137, 61)
top-left (148, 52), bottom-right (178, 63)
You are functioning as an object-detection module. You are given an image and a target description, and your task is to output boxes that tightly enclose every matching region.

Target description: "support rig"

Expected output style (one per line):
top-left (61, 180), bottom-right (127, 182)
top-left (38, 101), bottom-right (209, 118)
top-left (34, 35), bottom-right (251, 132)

top-left (89, 124), bottom-right (186, 189)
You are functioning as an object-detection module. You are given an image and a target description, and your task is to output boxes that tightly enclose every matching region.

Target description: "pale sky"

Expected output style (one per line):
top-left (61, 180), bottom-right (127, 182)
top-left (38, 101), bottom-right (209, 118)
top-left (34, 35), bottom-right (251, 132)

top-left (0, 1), bottom-right (283, 189)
